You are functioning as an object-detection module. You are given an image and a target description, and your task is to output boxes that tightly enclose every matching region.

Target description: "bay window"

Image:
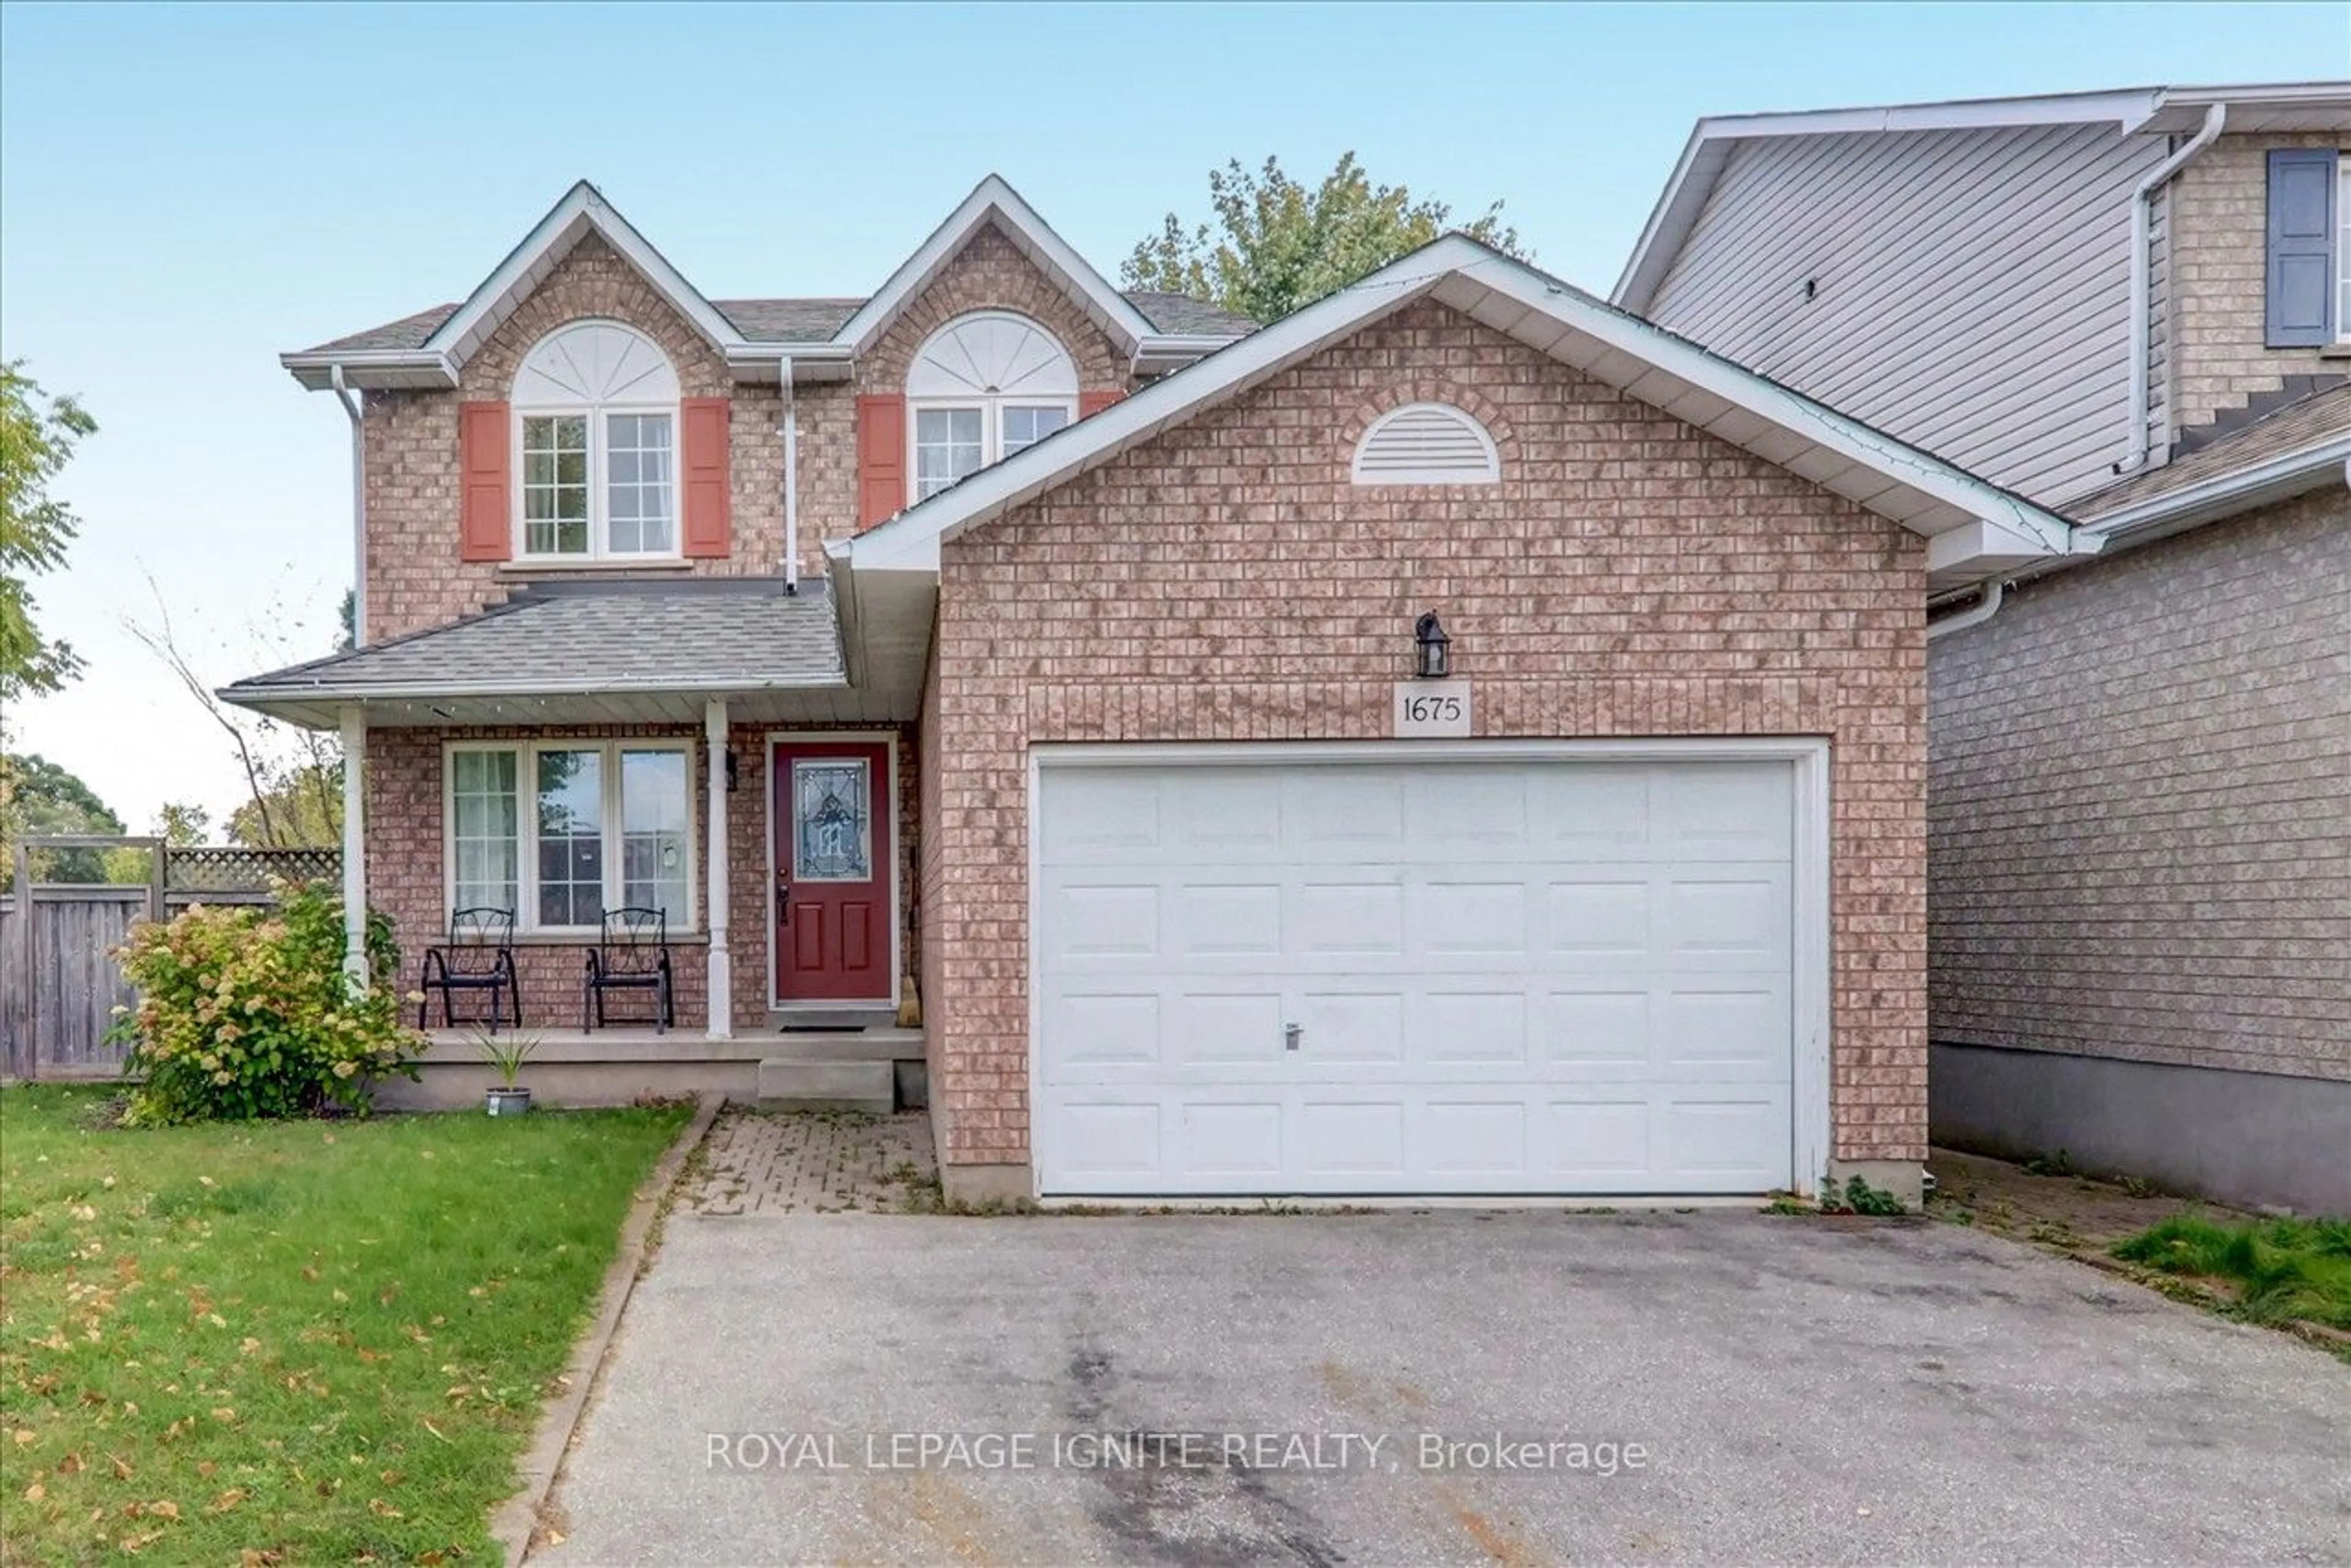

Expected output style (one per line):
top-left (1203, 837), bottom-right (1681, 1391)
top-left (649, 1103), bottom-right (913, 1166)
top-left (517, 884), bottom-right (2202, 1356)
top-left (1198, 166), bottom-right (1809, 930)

top-left (906, 310), bottom-right (1078, 502)
top-left (445, 741), bottom-right (694, 933)
top-left (512, 320), bottom-right (681, 559)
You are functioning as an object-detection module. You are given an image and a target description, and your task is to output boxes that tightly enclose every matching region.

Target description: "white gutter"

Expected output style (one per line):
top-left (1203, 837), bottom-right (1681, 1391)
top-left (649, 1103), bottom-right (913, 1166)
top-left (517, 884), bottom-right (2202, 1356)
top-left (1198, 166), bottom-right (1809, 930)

top-left (782, 361), bottom-right (800, 593)
top-left (2089, 431), bottom-right (2351, 543)
top-left (1926, 578), bottom-right (2005, 641)
top-left (328, 365), bottom-right (366, 648)
top-left (2123, 103), bottom-right (2226, 474)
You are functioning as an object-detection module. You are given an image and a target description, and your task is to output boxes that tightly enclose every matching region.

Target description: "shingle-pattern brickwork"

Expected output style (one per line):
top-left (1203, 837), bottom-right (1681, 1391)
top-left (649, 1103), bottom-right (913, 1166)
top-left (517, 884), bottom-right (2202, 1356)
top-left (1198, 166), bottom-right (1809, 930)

top-left (365, 718), bottom-right (918, 1030)
top-left (924, 298), bottom-right (1931, 1172)
top-left (364, 233), bottom-right (790, 643)
top-left (1929, 488), bottom-right (2351, 1081)
top-left (2169, 132), bottom-right (2351, 438)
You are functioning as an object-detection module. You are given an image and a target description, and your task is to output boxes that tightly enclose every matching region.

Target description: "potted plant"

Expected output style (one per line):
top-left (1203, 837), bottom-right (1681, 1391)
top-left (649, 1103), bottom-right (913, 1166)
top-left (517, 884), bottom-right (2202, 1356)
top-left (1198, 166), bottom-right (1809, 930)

top-left (475, 1029), bottom-right (539, 1116)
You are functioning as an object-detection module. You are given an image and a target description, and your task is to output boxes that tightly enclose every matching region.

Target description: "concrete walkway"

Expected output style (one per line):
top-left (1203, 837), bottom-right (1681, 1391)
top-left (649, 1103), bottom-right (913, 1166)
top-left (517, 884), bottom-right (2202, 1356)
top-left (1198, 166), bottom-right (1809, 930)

top-left (544, 1209), bottom-right (2350, 1566)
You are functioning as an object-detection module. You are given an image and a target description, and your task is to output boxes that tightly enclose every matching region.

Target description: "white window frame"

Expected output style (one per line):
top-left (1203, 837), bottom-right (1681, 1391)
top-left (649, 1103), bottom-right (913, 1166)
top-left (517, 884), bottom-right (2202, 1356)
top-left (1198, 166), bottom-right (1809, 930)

top-left (442, 739), bottom-right (699, 936)
top-left (511, 321), bottom-right (682, 563)
top-left (905, 310), bottom-right (1079, 504)
top-left (2336, 157), bottom-right (2350, 345)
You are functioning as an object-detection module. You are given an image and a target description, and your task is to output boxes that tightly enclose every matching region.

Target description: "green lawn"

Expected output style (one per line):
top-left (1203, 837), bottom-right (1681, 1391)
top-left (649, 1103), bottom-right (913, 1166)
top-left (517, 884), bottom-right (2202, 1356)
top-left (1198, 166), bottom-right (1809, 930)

top-left (2112, 1212), bottom-right (2351, 1331)
top-left (0, 1086), bottom-right (689, 1564)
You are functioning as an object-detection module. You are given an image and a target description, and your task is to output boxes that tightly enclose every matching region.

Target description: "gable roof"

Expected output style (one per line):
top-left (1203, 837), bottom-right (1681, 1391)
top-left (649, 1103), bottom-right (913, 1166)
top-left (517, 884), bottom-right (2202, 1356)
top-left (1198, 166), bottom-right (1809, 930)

top-left (834, 174), bottom-right (1158, 358)
top-left (283, 176), bottom-right (1253, 390)
top-left (1614, 80), bottom-right (2351, 312)
top-left (292, 291), bottom-right (1252, 361)
top-left (843, 233), bottom-right (2088, 592)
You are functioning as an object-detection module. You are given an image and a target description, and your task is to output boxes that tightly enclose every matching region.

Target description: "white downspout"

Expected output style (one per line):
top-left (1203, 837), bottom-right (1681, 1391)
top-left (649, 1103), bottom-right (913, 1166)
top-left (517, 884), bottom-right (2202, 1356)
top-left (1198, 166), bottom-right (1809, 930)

top-left (328, 364), bottom-right (366, 647)
top-left (1926, 578), bottom-right (2004, 642)
top-left (338, 703), bottom-right (369, 991)
top-left (782, 361), bottom-right (800, 593)
top-left (2123, 103), bottom-right (2225, 475)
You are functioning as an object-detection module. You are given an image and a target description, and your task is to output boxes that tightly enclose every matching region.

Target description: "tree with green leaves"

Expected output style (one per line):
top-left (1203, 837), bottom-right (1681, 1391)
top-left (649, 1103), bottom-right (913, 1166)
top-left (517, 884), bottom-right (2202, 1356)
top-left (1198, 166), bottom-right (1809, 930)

top-left (227, 761), bottom-right (341, 850)
top-left (0, 751), bottom-right (123, 882)
top-left (0, 361), bottom-right (96, 706)
top-left (1123, 152), bottom-right (1529, 326)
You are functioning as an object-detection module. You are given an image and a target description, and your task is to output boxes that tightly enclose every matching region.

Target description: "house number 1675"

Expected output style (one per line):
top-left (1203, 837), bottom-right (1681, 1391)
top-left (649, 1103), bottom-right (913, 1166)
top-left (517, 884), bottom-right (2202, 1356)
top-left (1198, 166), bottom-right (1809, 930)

top-left (1393, 680), bottom-right (1472, 737)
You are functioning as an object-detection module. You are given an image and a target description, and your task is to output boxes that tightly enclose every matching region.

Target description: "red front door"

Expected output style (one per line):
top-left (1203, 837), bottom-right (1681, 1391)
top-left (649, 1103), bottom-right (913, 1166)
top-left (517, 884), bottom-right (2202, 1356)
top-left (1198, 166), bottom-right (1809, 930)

top-left (773, 741), bottom-right (893, 1003)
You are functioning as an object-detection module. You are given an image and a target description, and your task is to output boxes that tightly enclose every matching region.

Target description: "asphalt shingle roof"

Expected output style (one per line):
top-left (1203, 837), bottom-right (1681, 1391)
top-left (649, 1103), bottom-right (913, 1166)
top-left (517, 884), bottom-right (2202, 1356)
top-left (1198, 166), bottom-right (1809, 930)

top-left (223, 578), bottom-right (843, 696)
top-left (296, 290), bottom-right (1253, 357)
top-left (2074, 383), bottom-right (2351, 519)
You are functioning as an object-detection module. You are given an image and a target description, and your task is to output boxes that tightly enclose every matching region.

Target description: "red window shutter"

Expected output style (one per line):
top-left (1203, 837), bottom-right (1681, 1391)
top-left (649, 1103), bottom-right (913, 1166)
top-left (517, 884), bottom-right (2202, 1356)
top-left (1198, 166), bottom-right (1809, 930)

top-left (680, 396), bottom-right (732, 558)
top-left (1078, 388), bottom-right (1126, 419)
top-left (857, 394), bottom-right (907, 527)
top-left (458, 401), bottom-right (512, 562)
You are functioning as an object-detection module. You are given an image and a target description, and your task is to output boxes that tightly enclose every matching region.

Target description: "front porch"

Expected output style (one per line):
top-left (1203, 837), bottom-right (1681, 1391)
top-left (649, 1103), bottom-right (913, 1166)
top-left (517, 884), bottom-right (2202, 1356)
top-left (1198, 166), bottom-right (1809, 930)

top-left (383, 1024), bottom-right (928, 1114)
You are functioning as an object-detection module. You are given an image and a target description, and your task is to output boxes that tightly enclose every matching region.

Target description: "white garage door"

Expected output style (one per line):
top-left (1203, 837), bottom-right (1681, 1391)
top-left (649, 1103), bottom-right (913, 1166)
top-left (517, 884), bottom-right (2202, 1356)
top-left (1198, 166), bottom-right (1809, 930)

top-left (1033, 751), bottom-right (1801, 1197)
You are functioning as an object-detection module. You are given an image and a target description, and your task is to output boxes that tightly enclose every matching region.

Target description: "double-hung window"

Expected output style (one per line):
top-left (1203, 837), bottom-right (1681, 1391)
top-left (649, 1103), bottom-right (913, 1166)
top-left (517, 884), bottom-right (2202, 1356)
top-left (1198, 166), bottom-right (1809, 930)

top-left (512, 321), bottom-right (681, 559)
top-left (906, 311), bottom-right (1078, 501)
top-left (446, 741), bottom-right (694, 933)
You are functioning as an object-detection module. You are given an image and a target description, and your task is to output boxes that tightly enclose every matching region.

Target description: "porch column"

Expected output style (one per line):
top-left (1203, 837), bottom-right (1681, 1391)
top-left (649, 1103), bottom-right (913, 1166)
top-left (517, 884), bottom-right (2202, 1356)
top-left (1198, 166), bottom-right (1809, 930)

top-left (338, 704), bottom-right (368, 992)
top-left (704, 698), bottom-right (732, 1040)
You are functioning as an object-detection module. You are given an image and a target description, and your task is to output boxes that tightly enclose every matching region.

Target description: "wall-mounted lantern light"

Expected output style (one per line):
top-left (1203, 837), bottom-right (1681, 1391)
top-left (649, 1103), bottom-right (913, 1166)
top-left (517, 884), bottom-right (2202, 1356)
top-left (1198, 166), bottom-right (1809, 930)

top-left (725, 749), bottom-right (740, 793)
top-left (1414, 612), bottom-right (1452, 679)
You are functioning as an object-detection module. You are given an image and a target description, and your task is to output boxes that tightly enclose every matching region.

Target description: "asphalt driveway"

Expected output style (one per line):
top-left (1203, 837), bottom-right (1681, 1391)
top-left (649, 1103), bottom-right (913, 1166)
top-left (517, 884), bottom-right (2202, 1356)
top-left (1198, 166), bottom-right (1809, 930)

top-left (549, 1212), bottom-right (2350, 1566)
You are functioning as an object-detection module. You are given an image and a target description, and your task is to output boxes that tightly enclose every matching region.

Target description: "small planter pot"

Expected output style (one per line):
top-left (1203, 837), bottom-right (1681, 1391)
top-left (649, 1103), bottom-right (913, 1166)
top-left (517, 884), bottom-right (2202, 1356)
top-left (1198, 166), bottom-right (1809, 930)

top-left (485, 1086), bottom-right (533, 1117)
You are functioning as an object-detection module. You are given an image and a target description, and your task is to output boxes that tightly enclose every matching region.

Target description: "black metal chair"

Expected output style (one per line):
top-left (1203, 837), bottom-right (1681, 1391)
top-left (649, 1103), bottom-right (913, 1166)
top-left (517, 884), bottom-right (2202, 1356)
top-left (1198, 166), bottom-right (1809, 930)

top-left (418, 907), bottom-right (522, 1032)
top-left (583, 907), bottom-right (674, 1033)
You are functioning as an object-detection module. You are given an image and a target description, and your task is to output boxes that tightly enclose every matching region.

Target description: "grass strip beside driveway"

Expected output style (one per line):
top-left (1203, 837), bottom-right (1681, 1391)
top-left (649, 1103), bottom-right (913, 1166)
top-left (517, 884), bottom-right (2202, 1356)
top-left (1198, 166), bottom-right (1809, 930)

top-left (0, 1086), bottom-right (689, 1564)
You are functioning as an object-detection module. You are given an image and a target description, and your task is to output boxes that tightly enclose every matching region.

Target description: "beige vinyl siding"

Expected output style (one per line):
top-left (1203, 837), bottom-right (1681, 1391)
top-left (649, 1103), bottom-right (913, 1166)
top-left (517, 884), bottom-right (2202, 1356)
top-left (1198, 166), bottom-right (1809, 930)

top-left (1648, 121), bottom-right (2167, 508)
top-left (1927, 489), bottom-right (2351, 1082)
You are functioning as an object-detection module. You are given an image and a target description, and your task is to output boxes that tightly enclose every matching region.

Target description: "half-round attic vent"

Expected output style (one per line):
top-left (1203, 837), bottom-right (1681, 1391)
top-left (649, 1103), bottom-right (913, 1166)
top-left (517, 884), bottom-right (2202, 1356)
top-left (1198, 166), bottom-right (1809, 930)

top-left (1350, 402), bottom-right (1500, 486)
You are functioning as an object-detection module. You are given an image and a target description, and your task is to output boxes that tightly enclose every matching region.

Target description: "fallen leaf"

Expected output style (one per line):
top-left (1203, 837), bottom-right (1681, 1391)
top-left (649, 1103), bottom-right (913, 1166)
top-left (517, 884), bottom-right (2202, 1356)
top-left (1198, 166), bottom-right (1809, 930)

top-left (110, 1455), bottom-right (134, 1480)
top-left (23, 1482), bottom-right (43, 1502)
top-left (10, 1429), bottom-right (33, 1445)
top-left (148, 1501), bottom-right (181, 1521)
top-left (367, 1498), bottom-right (403, 1518)
top-left (58, 1452), bottom-right (83, 1474)
top-left (208, 1489), bottom-right (246, 1514)
top-left (210, 1409), bottom-right (236, 1423)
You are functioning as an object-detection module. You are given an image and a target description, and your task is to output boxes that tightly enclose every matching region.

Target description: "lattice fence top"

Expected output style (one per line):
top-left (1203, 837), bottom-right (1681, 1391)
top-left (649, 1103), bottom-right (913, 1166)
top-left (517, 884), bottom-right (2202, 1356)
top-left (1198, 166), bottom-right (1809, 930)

top-left (163, 846), bottom-right (342, 893)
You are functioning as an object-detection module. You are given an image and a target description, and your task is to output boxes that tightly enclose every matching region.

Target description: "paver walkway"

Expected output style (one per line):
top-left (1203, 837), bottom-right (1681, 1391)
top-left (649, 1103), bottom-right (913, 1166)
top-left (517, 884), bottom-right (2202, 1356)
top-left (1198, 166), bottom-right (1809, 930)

top-left (681, 1106), bottom-right (938, 1215)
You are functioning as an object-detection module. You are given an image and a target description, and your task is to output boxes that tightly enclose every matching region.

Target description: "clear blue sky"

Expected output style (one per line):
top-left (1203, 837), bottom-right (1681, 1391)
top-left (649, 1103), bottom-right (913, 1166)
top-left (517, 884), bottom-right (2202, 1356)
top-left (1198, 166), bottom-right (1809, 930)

top-left (2, 1), bottom-right (2344, 828)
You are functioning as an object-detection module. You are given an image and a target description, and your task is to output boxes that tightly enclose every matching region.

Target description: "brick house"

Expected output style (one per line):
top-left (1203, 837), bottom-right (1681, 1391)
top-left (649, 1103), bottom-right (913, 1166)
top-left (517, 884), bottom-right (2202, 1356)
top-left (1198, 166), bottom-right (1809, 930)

top-left (224, 176), bottom-right (2082, 1204)
top-left (1617, 82), bottom-right (2351, 1212)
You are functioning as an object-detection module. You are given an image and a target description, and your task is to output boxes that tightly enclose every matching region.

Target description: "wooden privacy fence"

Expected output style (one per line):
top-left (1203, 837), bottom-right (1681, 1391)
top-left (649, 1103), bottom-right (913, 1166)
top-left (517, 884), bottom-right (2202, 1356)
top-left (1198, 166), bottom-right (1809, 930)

top-left (1, 838), bottom-right (340, 1081)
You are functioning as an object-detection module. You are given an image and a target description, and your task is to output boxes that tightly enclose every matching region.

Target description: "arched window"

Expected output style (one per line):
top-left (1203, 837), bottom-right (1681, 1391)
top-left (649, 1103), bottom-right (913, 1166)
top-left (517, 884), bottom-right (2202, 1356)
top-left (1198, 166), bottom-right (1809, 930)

top-left (512, 321), bottom-right (682, 558)
top-left (906, 312), bottom-right (1078, 501)
top-left (1351, 402), bottom-right (1501, 486)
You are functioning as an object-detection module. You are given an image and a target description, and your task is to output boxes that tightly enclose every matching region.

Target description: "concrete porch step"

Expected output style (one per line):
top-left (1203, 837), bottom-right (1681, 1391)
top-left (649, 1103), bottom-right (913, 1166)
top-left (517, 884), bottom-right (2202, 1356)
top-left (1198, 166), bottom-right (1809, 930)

top-left (756, 1057), bottom-right (895, 1114)
top-left (767, 1027), bottom-right (924, 1063)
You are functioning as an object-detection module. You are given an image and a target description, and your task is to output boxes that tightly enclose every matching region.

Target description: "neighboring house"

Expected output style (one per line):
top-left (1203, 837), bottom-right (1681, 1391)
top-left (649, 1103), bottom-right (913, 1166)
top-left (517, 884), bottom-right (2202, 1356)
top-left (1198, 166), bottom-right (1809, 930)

top-left (1617, 83), bottom-right (2351, 1213)
top-left (224, 176), bottom-right (2083, 1206)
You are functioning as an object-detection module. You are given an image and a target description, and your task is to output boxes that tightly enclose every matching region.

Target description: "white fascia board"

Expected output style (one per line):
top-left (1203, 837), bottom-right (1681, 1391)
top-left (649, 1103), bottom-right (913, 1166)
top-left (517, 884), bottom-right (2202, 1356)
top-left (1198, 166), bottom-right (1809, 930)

top-left (833, 174), bottom-right (1156, 357)
top-left (1925, 517), bottom-right (2089, 577)
top-left (1613, 88), bottom-right (2158, 311)
top-left (280, 349), bottom-right (459, 391)
top-left (2080, 435), bottom-right (2351, 546)
top-left (422, 181), bottom-right (747, 370)
top-left (220, 673), bottom-right (845, 710)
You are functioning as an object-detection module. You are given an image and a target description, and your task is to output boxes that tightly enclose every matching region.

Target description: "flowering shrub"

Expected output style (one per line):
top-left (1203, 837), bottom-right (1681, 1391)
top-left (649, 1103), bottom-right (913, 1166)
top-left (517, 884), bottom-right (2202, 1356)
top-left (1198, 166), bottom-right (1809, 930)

top-left (111, 879), bottom-right (421, 1126)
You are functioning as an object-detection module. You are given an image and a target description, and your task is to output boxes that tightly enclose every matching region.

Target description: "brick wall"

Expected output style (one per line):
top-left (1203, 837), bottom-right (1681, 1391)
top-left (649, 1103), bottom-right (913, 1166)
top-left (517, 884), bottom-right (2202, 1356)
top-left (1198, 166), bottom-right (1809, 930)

top-left (1929, 488), bottom-right (2351, 1080)
top-left (2168, 132), bottom-right (2350, 437)
top-left (364, 719), bottom-right (918, 1030)
top-left (362, 222), bottom-right (1148, 625)
top-left (924, 297), bottom-right (1931, 1171)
